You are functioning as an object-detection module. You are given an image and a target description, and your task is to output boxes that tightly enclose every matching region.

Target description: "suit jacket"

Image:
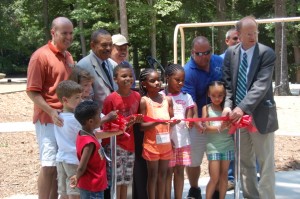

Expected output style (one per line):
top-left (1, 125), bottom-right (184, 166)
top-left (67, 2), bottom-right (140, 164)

top-left (222, 43), bottom-right (279, 134)
top-left (76, 51), bottom-right (117, 110)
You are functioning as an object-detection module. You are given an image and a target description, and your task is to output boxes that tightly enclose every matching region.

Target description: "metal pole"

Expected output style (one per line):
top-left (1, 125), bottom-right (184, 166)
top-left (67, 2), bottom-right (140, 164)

top-left (234, 129), bottom-right (241, 199)
top-left (110, 136), bottom-right (117, 199)
top-left (173, 16), bottom-right (300, 65)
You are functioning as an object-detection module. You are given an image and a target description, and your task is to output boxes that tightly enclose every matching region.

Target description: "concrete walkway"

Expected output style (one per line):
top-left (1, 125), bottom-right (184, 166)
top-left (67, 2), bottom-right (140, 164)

top-left (181, 170), bottom-right (300, 199)
top-left (3, 171), bottom-right (300, 199)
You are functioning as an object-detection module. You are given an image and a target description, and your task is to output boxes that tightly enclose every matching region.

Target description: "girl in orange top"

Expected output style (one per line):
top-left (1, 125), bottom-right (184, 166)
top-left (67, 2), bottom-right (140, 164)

top-left (139, 68), bottom-right (176, 199)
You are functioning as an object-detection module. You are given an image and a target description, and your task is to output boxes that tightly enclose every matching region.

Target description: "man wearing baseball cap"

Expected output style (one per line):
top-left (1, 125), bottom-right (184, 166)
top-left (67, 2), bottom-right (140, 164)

top-left (111, 33), bottom-right (136, 88)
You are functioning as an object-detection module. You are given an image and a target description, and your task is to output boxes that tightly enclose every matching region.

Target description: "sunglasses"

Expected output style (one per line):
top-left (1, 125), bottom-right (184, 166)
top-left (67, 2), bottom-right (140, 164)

top-left (232, 37), bottom-right (239, 41)
top-left (194, 50), bottom-right (211, 56)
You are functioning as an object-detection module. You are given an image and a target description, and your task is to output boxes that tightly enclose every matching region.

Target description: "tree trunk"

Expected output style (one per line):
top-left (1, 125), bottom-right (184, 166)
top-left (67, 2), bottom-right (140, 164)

top-left (112, 0), bottom-right (119, 33)
top-left (43, 0), bottom-right (50, 42)
top-left (290, 0), bottom-right (300, 83)
top-left (79, 20), bottom-right (86, 57)
top-left (118, 0), bottom-right (128, 39)
top-left (216, 0), bottom-right (226, 54)
top-left (274, 0), bottom-right (291, 95)
top-left (132, 45), bottom-right (139, 77)
top-left (148, 0), bottom-right (156, 59)
top-left (160, 31), bottom-right (167, 68)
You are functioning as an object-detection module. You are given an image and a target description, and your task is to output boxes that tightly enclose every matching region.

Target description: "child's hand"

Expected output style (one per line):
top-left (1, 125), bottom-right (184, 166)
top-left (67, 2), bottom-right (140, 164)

top-left (106, 110), bottom-right (119, 122)
top-left (220, 121), bottom-right (230, 130)
top-left (195, 122), bottom-right (206, 134)
top-left (70, 175), bottom-right (77, 188)
top-left (169, 118), bottom-right (181, 127)
top-left (186, 121), bottom-right (194, 129)
top-left (134, 114), bottom-right (144, 123)
top-left (125, 116), bottom-right (135, 130)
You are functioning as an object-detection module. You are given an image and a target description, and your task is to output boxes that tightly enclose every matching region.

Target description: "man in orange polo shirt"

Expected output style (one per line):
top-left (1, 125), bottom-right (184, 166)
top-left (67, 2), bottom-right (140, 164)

top-left (26, 17), bottom-right (74, 199)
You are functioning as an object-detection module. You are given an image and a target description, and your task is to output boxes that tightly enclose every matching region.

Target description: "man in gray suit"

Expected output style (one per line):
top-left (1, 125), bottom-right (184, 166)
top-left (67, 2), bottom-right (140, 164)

top-left (77, 29), bottom-right (117, 110)
top-left (222, 16), bottom-right (278, 199)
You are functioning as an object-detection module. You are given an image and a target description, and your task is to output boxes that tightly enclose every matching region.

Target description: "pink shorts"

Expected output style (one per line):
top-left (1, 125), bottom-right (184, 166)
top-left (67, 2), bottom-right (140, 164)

top-left (142, 148), bottom-right (173, 161)
top-left (168, 145), bottom-right (191, 167)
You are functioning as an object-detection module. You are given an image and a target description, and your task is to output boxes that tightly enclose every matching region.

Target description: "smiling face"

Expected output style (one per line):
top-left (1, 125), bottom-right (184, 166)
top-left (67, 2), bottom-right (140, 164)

top-left (167, 70), bottom-right (185, 94)
top-left (51, 21), bottom-right (73, 52)
top-left (111, 44), bottom-right (128, 64)
top-left (114, 68), bottom-right (134, 90)
top-left (91, 34), bottom-right (112, 60)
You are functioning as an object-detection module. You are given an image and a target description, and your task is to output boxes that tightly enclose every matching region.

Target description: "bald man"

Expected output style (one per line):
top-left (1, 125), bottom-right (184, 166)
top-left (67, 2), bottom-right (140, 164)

top-left (27, 17), bottom-right (74, 199)
top-left (182, 36), bottom-right (223, 199)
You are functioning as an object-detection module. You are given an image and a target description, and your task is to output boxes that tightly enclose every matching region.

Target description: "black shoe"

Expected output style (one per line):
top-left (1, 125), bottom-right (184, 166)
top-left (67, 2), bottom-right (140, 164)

top-left (212, 190), bottom-right (219, 199)
top-left (187, 186), bottom-right (202, 199)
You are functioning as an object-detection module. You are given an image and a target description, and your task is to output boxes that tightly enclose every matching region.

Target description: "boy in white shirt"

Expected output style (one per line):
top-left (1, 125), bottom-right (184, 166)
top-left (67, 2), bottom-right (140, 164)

top-left (54, 80), bottom-right (83, 199)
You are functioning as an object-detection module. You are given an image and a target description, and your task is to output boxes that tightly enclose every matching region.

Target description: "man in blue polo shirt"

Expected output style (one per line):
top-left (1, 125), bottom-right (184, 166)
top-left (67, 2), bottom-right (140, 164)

top-left (182, 36), bottom-right (223, 199)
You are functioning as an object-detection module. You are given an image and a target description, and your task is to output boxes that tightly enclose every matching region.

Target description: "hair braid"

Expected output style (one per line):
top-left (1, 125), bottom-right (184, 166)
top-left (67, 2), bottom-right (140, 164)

top-left (139, 68), bottom-right (155, 96)
top-left (164, 64), bottom-right (184, 95)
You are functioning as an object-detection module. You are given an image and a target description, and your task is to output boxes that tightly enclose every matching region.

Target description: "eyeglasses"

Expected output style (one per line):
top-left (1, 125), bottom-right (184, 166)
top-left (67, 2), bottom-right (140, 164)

top-left (243, 31), bottom-right (259, 37)
top-left (232, 37), bottom-right (239, 41)
top-left (194, 50), bottom-right (211, 56)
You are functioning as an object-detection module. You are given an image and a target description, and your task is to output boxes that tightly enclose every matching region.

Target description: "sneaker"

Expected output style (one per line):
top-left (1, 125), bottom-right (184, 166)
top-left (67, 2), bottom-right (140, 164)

top-left (227, 180), bottom-right (235, 191)
top-left (187, 187), bottom-right (202, 199)
top-left (212, 190), bottom-right (219, 199)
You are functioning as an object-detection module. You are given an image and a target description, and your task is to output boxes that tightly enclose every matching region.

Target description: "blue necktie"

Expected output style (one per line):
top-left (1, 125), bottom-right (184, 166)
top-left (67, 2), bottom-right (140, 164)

top-left (236, 52), bottom-right (248, 104)
top-left (102, 61), bottom-right (113, 87)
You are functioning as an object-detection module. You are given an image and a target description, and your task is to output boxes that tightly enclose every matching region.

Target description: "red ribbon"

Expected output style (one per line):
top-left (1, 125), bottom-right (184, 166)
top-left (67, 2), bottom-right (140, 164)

top-left (102, 114), bottom-right (130, 137)
top-left (101, 114), bottom-right (257, 135)
top-left (227, 115), bottom-right (257, 134)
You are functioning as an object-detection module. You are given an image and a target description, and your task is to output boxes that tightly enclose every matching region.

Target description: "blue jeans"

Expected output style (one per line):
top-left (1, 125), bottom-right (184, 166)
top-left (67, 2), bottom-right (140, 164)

top-left (228, 159), bottom-right (260, 181)
top-left (79, 189), bottom-right (104, 199)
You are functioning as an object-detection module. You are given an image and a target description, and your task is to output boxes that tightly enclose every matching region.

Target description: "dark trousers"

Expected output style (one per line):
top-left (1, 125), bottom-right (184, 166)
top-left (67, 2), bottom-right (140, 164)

top-left (132, 124), bottom-right (148, 199)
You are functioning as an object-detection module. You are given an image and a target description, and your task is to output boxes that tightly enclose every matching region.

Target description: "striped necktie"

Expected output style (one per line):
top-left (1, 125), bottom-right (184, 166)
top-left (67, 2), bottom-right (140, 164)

top-left (236, 52), bottom-right (248, 104)
top-left (102, 61), bottom-right (113, 87)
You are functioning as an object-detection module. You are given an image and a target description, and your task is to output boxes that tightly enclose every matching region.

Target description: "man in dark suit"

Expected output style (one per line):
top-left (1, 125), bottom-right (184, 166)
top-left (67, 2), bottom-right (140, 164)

top-left (222, 16), bottom-right (278, 199)
top-left (77, 29), bottom-right (117, 110)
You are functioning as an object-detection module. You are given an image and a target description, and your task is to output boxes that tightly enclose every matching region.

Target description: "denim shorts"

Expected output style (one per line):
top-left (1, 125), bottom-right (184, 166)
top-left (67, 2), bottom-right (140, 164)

top-left (35, 121), bottom-right (57, 167)
top-left (79, 188), bottom-right (104, 199)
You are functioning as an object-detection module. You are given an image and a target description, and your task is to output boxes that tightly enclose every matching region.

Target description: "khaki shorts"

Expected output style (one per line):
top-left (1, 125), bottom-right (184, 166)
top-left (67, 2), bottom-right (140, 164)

top-left (57, 162), bottom-right (80, 196)
top-left (188, 127), bottom-right (207, 167)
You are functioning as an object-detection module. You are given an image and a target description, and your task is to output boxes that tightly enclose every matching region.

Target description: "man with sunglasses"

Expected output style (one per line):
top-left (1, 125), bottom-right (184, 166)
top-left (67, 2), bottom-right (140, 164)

top-left (220, 28), bottom-right (240, 59)
top-left (182, 36), bottom-right (223, 199)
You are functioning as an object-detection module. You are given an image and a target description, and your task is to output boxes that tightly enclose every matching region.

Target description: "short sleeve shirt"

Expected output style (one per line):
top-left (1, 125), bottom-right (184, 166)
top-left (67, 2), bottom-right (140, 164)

top-left (182, 55), bottom-right (223, 117)
top-left (54, 112), bottom-right (82, 164)
top-left (161, 91), bottom-right (195, 148)
top-left (101, 91), bottom-right (141, 152)
top-left (26, 41), bottom-right (74, 124)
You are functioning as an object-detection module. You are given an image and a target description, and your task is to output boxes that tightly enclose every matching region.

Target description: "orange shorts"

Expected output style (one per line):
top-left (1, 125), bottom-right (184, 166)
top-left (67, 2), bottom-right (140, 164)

top-left (142, 148), bottom-right (173, 161)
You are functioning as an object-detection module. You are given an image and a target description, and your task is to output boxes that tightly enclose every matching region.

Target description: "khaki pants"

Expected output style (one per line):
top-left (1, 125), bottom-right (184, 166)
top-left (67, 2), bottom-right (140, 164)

top-left (240, 129), bottom-right (275, 199)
